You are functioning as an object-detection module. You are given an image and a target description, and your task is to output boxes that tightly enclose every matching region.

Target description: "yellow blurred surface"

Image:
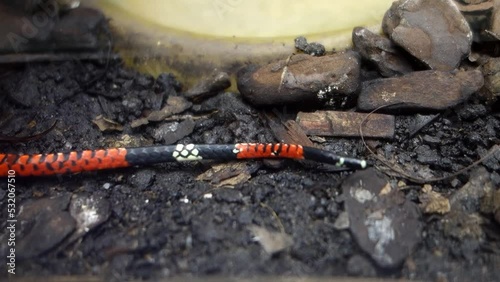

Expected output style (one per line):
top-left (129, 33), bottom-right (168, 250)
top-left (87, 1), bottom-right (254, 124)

top-left (104, 0), bottom-right (393, 38)
top-left (86, 0), bottom-right (394, 88)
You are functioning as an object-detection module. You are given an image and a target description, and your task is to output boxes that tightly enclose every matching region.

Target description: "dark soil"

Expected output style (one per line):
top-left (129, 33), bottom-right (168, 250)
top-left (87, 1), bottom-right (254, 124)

top-left (1, 58), bottom-right (499, 281)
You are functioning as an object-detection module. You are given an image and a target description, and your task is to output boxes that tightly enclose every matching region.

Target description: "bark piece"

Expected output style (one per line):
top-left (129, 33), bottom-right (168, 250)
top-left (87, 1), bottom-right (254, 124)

top-left (383, 0), bottom-right (472, 71)
top-left (237, 52), bottom-right (360, 106)
top-left (296, 111), bottom-right (395, 139)
top-left (357, 69), bottom-right (484, 112)
top-left (352, 27), bottom-right (413, 77)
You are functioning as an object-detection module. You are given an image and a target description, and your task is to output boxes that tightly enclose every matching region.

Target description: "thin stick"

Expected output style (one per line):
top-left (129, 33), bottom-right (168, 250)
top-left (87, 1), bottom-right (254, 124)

top-left (359, 104), bottom-right (499, 184)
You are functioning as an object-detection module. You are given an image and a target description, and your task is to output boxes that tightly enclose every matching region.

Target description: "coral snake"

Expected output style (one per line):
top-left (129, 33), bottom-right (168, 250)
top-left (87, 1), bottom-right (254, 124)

top-left (0, 143), bottom-right (368, 177)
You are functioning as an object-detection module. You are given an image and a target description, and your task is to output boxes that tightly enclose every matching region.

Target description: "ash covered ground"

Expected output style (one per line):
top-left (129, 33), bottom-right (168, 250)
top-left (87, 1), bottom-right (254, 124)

top-left (0, 57), bottom-right (499, 281)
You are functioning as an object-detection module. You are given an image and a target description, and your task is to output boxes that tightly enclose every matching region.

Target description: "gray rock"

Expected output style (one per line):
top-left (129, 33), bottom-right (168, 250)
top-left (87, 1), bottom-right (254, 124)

top-left (352, 27), bottom-right (413, 77)
top-left (450, 167), bottom-right (494, 213)
top-left (237, 52), bottom-right (360, 106)
top-left (294, 36), bottom-right (326, 56)
top-left (15, 194), bottom-right (76, 259)
top-left (383, 0), bottom-right (473, 71)
top-left (342, 168), bottom-right (423, 268)
top-left (357, 69), bottom-right (484, 112)
top-left (153, 117), bottom-right (195, 145)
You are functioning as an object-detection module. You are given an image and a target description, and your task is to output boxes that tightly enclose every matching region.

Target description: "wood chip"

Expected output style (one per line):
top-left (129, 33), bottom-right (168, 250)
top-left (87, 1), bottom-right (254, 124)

top-left (296, 111), bottom-right (395, 139)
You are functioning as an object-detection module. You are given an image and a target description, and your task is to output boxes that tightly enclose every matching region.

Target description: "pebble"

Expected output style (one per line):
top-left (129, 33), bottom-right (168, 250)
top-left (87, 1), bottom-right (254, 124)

top-left (153, 117), bottom-right (195, 145)
top-left (383, 0), bottom-right (472, 71)
top-left (342, 168), bottom-right (422, 268)
top-left (296, 110), bottom-right (395, 139)
top-left (214, 189), bottom-right (244, 204)
top-left (357, 70), bottom-right (484, 112)
top-left (294, 36), bottom-right (326, 56)
top-left (237, 52), bottom-right (360, 106)
top-left (129, 169), bottom-right (156, 189)
top-left (352, 27), bottom-right (413, 77)
top-left (15, 194), bottom-right (76, 259)
top-left (450, 167), bottom-right (494, 213)
top-left (456, 104), bottom-right (488, 120)
top-left (415, 145), bottom-right (440, 165)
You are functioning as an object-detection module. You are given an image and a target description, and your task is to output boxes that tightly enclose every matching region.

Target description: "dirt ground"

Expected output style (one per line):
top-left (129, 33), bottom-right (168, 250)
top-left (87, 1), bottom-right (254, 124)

top-left (0, 57), bottom-right (499, 281)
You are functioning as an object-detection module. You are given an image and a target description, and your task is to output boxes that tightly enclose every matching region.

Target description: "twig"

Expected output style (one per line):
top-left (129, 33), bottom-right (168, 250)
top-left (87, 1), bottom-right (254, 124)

top-left (259, 202), bottom-right (285, 233)
top-left (359, 104), bottom-right (499, 184)
top-left (0, 120), bottom-right (58, 143)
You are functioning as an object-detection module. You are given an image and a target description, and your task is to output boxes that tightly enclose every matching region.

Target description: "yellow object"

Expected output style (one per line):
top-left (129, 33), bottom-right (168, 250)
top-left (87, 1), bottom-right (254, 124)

top-left (85, 0), bottom-right (394, 88)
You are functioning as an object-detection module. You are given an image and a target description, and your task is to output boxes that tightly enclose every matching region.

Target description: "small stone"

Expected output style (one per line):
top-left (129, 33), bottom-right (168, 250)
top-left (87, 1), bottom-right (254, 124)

top-left (383, 0), bottom-right (473, 70)
top-left (296, 111), bottom-right (395, 139)
top-left (184, 71), bottom-right (231, 101)
top-left (456, 104), bottom-right (488, 120)
top-left (153, 118), bottom-right (195, 145)
top-left (294, 36), bottom-right (326, 56)
top-left (237, 52), bottom-right (360, 106)
top-left (342, 168), bottom-right (423, 268)
top-left (422, 135), bottom-right (441, 145)
top-left (16, 194), bottom-right (75, 259)
top-left (214, 189), bottom-right (243, 204)
top-left (357, 70), bottom-right (484, 112)
top-left (407, 114), bottom-right (440, 137)
top-left (333, 211), bottom-right (350, 230)
top-left (450, 167), bottom-right (494, 213)
top-left (415, 145), bottom-right (440, 165)
top-left (352, 27), bottom-right (413, 77)
top-left (129, 169), bottom-right (156, 188)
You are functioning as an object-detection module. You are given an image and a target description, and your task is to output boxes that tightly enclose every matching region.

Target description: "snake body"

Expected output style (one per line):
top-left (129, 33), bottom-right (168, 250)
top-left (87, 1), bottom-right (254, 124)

top-left (0, 143), bottom-right (368, 177)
